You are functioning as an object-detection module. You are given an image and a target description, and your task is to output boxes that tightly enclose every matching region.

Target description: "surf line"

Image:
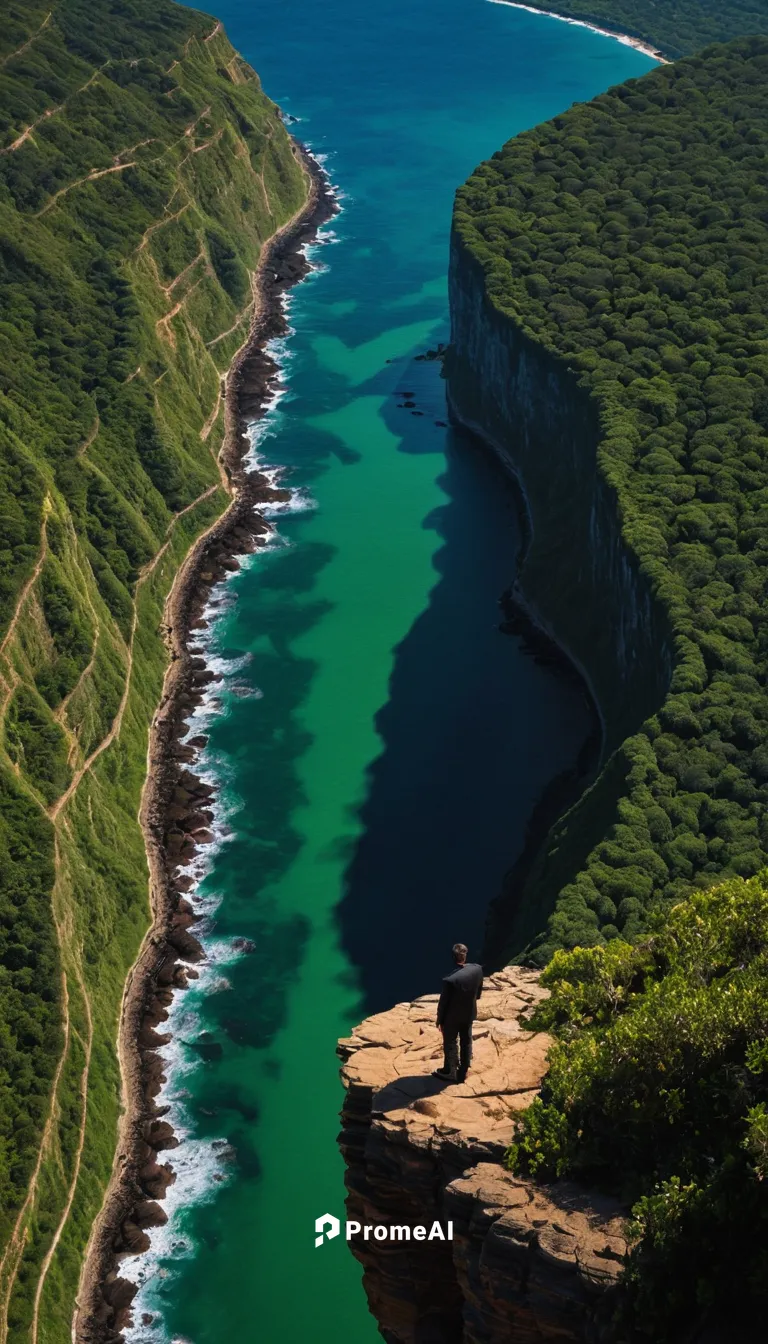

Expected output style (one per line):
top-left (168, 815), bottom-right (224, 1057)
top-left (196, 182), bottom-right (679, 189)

top-left (485, 0), bottom-right (669, 63)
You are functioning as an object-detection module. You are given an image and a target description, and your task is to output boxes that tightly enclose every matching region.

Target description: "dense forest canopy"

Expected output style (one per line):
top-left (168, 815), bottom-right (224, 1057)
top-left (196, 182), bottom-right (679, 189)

top-left (0, 0), bottom-right (306, 1332)
top-left (509, 875), bottom-right (768, 1336)
top-left (521, 0), bottom-right (768, 58)
top-left (455, 36), bottom-right (768, 961)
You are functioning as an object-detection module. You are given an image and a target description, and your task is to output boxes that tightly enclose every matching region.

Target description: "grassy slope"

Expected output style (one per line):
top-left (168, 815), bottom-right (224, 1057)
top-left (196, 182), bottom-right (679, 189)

top-left (0, 2), bottom-right (307, 1338)
top-left (516, 0), bottom-right (768, 58)
top-left (453, 35), bottom-right (768, 961)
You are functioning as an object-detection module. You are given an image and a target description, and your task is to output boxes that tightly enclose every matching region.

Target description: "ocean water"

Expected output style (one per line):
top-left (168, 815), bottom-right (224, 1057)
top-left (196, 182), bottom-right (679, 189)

top-left (125, 4), bottom-right (654, 1340)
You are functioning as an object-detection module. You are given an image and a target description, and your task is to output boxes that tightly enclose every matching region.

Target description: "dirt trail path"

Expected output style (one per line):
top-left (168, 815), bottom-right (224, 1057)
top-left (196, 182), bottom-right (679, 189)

top-left (48, 480), bottom-right (220, 822)
top-left (76, 414), bottom-right (99, 460)
top-left (0, 11), bottom-right (51, 68)
top-left (1, 64), bottom-right (108, 155)
top-left (37, 160), bottom-right (136, 216)
top-left (0, 966), bottom-right (70, 1344)
top-left (0, 503), bottom-right (49, 661)
top-left (30, 848), bottom-right (94, 1344)
top-left (200, 382), bottom-right (224, 446)
top-left (163, 248), bottom-right (206, 297)
top-left (136, 192), bottom-right (187, 253)
top-left (206, 296), bottom-right (253, 349)
top-left (1, 104), bottom-right (60, 154)
top-left (155, 272), bottom-right (206, 348)
top-left (55, 574), bottom-right (102, 740)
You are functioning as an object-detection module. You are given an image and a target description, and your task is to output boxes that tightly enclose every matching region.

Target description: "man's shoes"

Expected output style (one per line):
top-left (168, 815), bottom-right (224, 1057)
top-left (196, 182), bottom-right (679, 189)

top-left (457, 1071), bottom-right (468, 1084)
top-left (432, 1068), bottom-right (457, 1082)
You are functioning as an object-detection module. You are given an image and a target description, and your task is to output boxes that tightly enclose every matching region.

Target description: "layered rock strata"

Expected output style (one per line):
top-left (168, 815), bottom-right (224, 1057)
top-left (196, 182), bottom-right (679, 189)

top-left (338, 968), bottom-right (626, 1343)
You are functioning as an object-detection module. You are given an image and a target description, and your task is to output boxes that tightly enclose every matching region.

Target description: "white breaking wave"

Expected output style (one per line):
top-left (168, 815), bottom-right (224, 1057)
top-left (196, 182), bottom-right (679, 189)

top-left (123, 138), bottom-right (341, 1344)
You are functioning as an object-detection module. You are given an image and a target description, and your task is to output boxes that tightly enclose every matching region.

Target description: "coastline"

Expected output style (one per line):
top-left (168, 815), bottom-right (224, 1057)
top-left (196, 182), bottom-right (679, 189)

top-left (485, 0), bottom-right (669, 63)
top-left (74, 142), bottom-right (337, 1344)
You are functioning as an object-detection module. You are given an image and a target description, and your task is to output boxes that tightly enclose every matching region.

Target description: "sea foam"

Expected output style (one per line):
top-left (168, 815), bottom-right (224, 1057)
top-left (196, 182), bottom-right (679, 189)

top-left (122, 149), bottom-right (341, 1344)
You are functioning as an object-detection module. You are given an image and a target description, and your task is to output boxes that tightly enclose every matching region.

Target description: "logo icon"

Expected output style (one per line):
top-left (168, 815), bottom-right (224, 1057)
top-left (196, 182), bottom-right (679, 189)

top-left (315, 1213), bottom-right (340, 1248)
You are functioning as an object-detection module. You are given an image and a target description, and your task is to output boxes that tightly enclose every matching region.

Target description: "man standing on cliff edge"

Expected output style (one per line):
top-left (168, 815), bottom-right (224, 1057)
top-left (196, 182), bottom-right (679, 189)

top-left (433, 943), bottom-right (483, 1084)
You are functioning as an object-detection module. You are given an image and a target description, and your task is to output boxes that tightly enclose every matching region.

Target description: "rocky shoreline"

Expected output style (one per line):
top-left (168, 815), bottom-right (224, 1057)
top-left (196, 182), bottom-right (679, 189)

top-left (74, 144), bottom-right (337, 1343)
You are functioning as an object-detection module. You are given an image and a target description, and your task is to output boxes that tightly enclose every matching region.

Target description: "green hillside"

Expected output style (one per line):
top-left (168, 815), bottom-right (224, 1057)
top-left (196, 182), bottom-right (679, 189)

top-left (519, 0), bottom-right (768, 58)
top-left (454, 37), bottom-right (768, 962)
top-left (0, 1), bottom-right (306, 1337)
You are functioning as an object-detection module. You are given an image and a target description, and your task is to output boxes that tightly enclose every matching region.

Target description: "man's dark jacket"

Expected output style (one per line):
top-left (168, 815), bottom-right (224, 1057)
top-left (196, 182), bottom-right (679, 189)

top-left (437, 962), bottom-right (483, 1028)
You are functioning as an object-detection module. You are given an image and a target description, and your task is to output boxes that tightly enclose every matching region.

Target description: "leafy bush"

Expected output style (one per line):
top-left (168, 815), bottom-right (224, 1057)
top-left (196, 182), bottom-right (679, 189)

top-left (507, 876), bottom-right (768, 1337)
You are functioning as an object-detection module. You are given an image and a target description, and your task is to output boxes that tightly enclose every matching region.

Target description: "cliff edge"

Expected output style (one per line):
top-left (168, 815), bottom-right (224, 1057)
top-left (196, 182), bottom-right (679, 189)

top-left (338, 969), bottom-right (627, 1343)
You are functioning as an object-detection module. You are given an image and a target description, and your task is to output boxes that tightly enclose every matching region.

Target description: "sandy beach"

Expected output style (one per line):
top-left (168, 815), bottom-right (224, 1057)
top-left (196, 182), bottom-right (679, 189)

top-left (486, 0), bottom-right (669, 63)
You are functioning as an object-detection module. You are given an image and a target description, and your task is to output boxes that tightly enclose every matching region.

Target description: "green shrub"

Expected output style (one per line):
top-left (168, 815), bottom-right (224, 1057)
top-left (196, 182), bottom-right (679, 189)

top-left (507, 876), bottom-right (768, 1336)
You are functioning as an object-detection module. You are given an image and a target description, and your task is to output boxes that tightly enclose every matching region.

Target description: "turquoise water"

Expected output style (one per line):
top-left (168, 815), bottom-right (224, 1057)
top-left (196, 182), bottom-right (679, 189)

top-left (127, 4), bottom-right (654, 1340)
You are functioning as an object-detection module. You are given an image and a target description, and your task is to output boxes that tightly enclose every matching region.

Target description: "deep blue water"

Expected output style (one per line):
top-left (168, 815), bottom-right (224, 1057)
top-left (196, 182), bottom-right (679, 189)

top-left (126, 4), bottom-right (654, 1339)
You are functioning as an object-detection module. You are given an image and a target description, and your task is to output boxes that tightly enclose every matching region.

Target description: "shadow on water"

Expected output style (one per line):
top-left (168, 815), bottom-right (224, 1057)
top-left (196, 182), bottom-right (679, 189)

top-left (184, 527), bottom-right (338, 1124)
top-left (338, 363), bottom-right (594, 1013)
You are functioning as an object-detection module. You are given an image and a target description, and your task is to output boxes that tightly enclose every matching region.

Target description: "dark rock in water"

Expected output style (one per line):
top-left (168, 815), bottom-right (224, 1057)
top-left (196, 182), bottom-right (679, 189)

top-left (190, 827), bottom-right (216, 845)
top-left (118, 1221), bottom-right (151, 1254)
top-left (141, 1315), bottom-right (154, 1328)
top-left (435, 420), bottom-right (447, 427)
top-left (232, 937), bottom-right (256, 953)
top-left (139, 1160), bottom-right (175, 1199)
top-left (403, 400), bottom-right (416, 408)
top-left (411, 411), bottom-right (424, 416)
top-left (188, 1038), bottom-right (224, 1062)
top-left (166, 926), bottom-right (204, 960)
top-left (147, 1120), bottom-right (178, 1152)
top-left (102, 1277), bottom-right (137, 1311)
top-left (133, 1200), bottom-right (168, 1228)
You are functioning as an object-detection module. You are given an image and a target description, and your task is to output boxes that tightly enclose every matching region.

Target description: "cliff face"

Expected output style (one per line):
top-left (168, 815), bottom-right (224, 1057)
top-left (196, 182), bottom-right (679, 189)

top-left (447, 236), bottom-right (672, 750)
top-left (445, 236), bottom-right (673, 956)
top-left (337, 970), bottom-right (626, 1344)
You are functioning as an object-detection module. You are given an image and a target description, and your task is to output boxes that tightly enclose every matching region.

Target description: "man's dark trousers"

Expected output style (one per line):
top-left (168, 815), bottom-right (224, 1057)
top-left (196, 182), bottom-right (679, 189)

top-left (437, 960), bottom-right (483, 1081)
top-left (442, 1022), bottom-right (472, 1080)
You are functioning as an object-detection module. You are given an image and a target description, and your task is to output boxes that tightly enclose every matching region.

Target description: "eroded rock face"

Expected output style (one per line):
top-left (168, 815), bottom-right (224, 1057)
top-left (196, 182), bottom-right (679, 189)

top-left (338, 968), bottom-right (626, 1343)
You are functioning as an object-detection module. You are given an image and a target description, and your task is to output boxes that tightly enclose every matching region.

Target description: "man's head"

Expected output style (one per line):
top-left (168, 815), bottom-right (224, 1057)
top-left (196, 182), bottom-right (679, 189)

top-left (452, 943), bottom-right (468, 965)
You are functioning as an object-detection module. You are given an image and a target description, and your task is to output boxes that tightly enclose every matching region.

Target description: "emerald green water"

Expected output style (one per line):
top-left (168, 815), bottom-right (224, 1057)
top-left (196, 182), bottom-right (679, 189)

top-left (126, 4), bottom-right (654, 1339)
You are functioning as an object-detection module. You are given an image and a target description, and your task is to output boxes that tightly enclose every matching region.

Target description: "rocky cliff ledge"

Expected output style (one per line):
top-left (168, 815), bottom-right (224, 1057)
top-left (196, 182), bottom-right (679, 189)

top-left (337, 969), bottom-right (627, 1343)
